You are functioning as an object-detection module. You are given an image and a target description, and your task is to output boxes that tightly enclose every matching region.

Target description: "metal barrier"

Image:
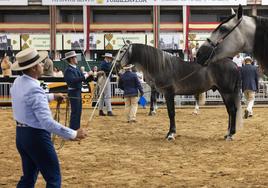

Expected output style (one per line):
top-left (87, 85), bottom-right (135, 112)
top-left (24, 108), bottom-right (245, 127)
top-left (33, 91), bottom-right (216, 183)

top-left (2, 81), bottom-right (268, 105)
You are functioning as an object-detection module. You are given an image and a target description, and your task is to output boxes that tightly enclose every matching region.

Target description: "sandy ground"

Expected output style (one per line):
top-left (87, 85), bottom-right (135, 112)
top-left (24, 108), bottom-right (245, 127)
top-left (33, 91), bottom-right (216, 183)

top-left (0, 106), bottom-right (267, 188)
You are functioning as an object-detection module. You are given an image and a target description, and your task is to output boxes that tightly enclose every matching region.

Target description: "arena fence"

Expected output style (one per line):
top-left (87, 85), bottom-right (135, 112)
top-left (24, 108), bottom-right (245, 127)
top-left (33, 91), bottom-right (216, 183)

top-left (1, 81), bottom-right (268, 105)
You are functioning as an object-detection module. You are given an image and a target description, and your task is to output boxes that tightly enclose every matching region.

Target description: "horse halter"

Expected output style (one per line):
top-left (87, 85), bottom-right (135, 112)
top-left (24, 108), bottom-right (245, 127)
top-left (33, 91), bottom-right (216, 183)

top-left (204, 17), bottom-right (243, 64)
top-left (116, 44), bottom-right (131, 63)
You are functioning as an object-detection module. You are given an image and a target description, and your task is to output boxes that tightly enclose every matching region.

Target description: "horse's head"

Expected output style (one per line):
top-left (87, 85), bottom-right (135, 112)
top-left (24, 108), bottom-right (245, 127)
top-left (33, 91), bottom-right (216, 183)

top-left (114, 43), bottom-right (132, 72)
top-left (196, 5), bottom-right (256, 65)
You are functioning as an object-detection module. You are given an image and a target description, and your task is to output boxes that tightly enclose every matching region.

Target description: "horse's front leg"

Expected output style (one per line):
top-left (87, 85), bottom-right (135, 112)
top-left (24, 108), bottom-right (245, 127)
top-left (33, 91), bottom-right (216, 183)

top-left (164, 93), bottom-right (176, 140)
top-left (221, 92), bottom-right (240, 141)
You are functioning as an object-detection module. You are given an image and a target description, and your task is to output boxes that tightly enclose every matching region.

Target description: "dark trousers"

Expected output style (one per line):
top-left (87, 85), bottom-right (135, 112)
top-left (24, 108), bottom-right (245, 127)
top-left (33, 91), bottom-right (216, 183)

top-left (68, 89), bottom-right (82, 130)
top-left (16, 127), bottom-right (61, 188)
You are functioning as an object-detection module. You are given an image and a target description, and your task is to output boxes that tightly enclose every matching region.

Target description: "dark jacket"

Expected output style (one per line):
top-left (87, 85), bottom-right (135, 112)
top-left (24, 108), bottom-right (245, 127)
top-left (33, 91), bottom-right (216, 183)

top-left (100, 60), bottom-right (112, 77)
top-left (241, 64), bottom-right (259, 92)
top-left (118, 71), bottom-right (144, 97)
top-left (64, 65), bottom-right (86, 90)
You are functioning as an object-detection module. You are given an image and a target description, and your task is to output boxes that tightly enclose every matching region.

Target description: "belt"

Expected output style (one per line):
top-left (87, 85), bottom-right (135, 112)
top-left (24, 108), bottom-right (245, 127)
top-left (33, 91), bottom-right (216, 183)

top-left (16, 121), bottom-right (29, 127)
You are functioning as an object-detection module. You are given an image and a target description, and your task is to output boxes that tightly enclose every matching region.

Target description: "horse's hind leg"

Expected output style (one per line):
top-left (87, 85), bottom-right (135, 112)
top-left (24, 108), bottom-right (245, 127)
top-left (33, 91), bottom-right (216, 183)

top-left (148, 88), bottom-right (157, 116)
top-left (164, 92), bottom-right (176, 140)
top-left (221, 92), bottom-right (241, 141)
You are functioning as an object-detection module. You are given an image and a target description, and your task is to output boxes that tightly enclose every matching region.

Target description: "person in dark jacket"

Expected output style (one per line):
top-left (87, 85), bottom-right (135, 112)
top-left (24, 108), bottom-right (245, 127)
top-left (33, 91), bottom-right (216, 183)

top-left (241, 56), bottom-right (259, 118)
top-left (118, 64), bottom-right (144, 123)
top-left (98, 53), bottom-right (114, 116)
top-left (64, 51), bottom-right (93, 130)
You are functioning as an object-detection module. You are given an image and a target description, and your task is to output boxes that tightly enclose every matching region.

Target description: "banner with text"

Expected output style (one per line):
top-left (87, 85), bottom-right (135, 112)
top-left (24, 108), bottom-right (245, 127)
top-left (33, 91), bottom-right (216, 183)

top-left (42, 0), bottom-right (247, 6)
top-left (21, 34), bottom-right (50, 50)
top-left (0, 0), bottom-right (27, 5)
top-left (104, 33), bottom-right (146, 50)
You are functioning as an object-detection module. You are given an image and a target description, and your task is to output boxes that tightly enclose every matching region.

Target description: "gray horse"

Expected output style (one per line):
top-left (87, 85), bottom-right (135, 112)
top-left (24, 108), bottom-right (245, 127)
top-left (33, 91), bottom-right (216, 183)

top-left (196, 5), bottom-right (267, 74)
top-left (115, 43), bottom-right (242, 141)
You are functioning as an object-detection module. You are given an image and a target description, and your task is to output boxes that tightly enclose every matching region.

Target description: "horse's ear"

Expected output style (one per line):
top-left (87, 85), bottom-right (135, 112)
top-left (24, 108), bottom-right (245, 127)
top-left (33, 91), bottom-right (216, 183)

top-left (231, 8), bottom-right (236, 15)
top-left (237, 4), bottom-right (243, 19)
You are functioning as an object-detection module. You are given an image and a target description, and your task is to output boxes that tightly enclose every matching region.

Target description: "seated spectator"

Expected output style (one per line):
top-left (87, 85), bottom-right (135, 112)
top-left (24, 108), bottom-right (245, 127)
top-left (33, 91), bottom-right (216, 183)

top-left (1, 55), bottom-right (12, 77)
top-left (42, 52), bottom-right (54, 77)
top-left (53, 67), bottom-right (63, 77)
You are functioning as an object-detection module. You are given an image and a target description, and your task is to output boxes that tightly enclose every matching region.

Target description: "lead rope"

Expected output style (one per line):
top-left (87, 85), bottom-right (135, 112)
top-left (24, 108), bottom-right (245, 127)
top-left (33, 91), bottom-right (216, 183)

top-left (52, 99), bottom-right (70, 150)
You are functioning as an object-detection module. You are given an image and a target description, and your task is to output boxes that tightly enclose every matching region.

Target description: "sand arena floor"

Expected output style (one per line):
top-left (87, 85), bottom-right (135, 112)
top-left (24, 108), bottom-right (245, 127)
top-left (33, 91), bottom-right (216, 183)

top-left (0, 106), bottom-right (267, 187)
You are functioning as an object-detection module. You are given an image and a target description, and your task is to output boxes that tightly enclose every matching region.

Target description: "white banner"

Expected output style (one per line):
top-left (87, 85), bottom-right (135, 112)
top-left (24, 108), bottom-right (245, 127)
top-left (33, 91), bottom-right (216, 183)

top-left (262, 0), bottom-right (268, 5)
top-left (90, 33), bottom-right (104, 50)
top-left (63, 33), bottom-right (84, 50)
top-left (56, 34), bottom-right (63, 50)
top-left (104, 33), bottom-right (146, 50)
top-left (21, 34), bottom-right (50, 50)
top-left (0, 0), bottom-right (27, 5)
top-left (42, 0), bottom-right (247, 6)
top-left (0, 34), bottom-right (20, 50)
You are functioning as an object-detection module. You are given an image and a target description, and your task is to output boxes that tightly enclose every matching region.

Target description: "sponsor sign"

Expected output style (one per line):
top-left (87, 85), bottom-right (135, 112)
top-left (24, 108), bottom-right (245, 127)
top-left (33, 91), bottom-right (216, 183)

top-left (21, 34), bottom-right (50, 50)
top-left (42, 0), bottom-right (246, 6)
top-left (0, 0), bottom-right (27, 5)
top-left (63, 33), bottom-right (84, 50)
top-left (104, 33), bottom-right (146, 50)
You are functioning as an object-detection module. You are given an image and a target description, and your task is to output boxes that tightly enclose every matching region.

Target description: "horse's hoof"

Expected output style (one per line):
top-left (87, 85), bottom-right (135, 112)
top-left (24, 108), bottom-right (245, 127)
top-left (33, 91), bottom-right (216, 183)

top-left (224, 135), bottom-right (233, 141)
top-left (166, 133), bottom-right (175, 141)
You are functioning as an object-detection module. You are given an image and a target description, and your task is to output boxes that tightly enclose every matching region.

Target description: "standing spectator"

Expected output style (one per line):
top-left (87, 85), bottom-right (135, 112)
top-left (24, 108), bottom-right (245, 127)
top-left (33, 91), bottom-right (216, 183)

top-left (118, 64), bottom-right (144, 123)
top-left (80, 66), bottom-right (87, 76)
top-left (92, 65), bottom-right (98, 82)
top-left (1, 55), bottom-right (12, 77)
top-left (99, 53), bottom-right (114, 116)
top-left (43, 51), bottom-right (54, 77)
top-left (192, 42), bottom-right (200, 62)
top-left (241, 56), bottom-right (259, 118)
top-left (10, 48), bottom-right (87, 188)
top-left (5, 46), bottom-right (15, 63)
top-left (63, 51), bottom-right (93, 130)
top-left (233, 53), bottom-right (244, 69)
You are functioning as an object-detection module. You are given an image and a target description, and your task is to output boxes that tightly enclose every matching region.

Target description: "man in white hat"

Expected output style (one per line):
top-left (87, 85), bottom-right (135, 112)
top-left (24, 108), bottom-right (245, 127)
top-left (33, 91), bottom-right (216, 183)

top-left (99, 52), bottom-right (115, 116)
top-left (118, 64), bottom-right (144, 123)
top-left (241, 56), bottom-right (259, 118)
top-left (63, 51), bottom-right (93, 130)
top-left (10, 48), bottom-right (87, 188)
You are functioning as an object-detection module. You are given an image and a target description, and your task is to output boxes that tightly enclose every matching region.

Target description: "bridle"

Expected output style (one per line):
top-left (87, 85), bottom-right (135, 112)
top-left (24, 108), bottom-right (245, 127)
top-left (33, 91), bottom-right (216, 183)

top-left (116, 44), bottom-right (131, 64)
top-left (204, 17), bottom-right (243, 65)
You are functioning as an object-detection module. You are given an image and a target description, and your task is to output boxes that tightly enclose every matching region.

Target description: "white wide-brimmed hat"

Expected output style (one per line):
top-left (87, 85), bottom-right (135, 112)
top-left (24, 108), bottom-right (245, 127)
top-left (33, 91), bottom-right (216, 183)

top-left (244, 56), bottom-right (253, 62)
top-left (102, 53), bottom-right (114, 59)
top-left (11, 48), bottom-right (48, 71)
top-left (123, 64), bottom-right (135, 70)
top-left (63, 51), bottom-right (77, 60)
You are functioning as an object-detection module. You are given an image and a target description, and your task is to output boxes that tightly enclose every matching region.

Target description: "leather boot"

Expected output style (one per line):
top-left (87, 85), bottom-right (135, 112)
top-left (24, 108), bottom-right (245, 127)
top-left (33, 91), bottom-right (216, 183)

top-left (99, 110), bottom-right (106, 116)
top-left (107, 111), bottom-right (114, 116)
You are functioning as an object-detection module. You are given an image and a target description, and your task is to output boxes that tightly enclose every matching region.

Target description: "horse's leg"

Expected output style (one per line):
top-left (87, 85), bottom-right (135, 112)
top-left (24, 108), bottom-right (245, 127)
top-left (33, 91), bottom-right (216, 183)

top-left (193, 94), bottom-right (199, 115)
top-left (164, 92), bottom-right (176, 140)
top-left (148, 88), bottom-right (157, 116)
top-left (220, 91), bottom-right (241, 141)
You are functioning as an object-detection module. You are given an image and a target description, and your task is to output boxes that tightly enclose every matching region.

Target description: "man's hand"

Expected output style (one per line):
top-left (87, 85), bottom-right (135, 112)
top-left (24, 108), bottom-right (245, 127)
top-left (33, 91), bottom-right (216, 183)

top-left (88, 71), bottom-right (93, 76)
top-left (54, 93), bottom-right (66, 103)
top-left (73, 128), bottom-right (87, 141)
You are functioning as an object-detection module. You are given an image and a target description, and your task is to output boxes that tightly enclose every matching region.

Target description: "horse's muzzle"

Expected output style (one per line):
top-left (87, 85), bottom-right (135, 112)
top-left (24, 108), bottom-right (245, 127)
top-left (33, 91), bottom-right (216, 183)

top-left (196, 45), bottom-right (215, 66)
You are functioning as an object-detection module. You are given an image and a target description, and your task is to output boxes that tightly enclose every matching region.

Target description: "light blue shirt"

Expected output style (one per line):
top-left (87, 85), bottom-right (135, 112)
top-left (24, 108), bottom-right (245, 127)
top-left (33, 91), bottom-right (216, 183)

top-left (11, 74), bottom-right (77, 140)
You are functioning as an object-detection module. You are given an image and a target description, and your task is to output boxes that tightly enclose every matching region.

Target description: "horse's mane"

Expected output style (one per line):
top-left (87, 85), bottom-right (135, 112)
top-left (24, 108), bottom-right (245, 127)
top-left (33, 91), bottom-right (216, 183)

top-left (129, 44), bottom-right (200, 74)
top-left (253, 16), bottom-right (268, 68)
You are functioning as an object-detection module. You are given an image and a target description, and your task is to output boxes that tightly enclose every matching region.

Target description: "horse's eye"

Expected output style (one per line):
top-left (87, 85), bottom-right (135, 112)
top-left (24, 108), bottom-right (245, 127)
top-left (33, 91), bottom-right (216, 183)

top-left (219, 26), bottom-right (229, 33)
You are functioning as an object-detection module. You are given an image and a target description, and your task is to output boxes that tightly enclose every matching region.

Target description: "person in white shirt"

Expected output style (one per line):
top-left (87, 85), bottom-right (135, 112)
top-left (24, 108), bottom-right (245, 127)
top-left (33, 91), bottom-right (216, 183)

top-left (232, 53), bottom-right (244, 68)
top-left (10, 48), bottom-right (87, 188)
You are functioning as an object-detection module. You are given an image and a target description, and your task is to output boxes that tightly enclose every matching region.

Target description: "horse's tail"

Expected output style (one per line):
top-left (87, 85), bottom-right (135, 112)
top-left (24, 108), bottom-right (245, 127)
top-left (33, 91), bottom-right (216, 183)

top-left (198, 92), bottom-right (206, 106)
